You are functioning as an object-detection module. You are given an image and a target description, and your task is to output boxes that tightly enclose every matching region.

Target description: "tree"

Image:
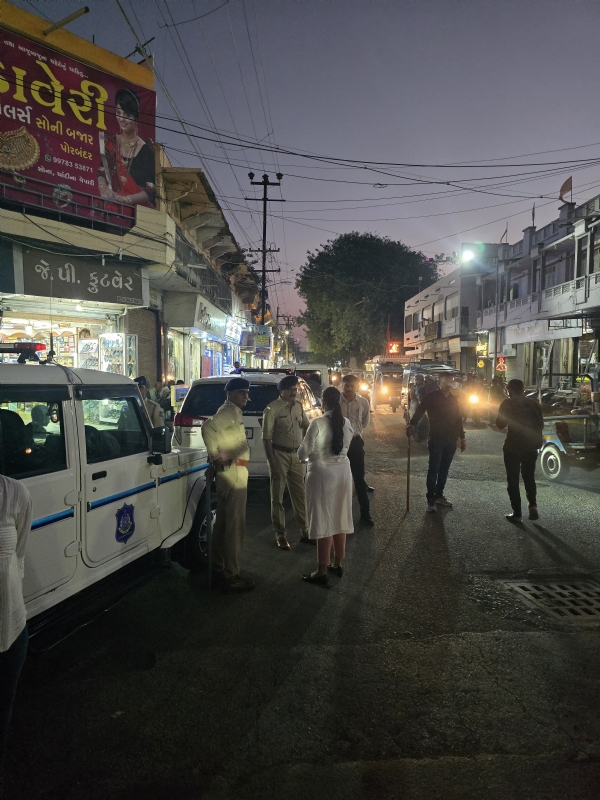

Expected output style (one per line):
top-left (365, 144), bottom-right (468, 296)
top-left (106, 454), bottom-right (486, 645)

top-left (296, 232), bottom-right (439, 362)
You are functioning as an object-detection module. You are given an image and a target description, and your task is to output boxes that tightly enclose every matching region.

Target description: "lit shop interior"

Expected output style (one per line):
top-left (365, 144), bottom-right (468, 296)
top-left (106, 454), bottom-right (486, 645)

top-left (0, 297), bottom-right (138, 378)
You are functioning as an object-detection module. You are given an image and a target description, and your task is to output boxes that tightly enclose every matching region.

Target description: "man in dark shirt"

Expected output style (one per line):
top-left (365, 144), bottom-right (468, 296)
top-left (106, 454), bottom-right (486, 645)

top-left (495, 379), bottom-right (544, 522)
top-left (407, 374), bottom-right (466, 513)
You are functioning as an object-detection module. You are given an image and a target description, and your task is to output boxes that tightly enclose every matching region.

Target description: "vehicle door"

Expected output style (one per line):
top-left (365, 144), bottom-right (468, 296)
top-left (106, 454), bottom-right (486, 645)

top-left (76, 386), bottom-right (159, 567)
top-left (0, 385), bottom-right (80, 600)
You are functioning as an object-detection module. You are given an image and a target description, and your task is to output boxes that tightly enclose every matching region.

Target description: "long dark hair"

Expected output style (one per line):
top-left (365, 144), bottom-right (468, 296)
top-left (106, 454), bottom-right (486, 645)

top-left (322, 386), bottom-right (344, 455)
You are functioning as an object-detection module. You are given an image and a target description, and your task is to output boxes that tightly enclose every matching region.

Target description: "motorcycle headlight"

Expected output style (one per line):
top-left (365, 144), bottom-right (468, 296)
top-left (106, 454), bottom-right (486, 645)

top-left (469, 395), bottom-right (479, 404)
top-left (381, 386), bottom-right (388, 394)
top-left (360, 383), bottom-right (368, 391)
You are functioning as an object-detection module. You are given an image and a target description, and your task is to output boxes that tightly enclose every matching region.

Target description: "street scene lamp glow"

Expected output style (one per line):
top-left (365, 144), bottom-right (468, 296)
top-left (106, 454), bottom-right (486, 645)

top-left (462, 250), bottom-right (475, 262)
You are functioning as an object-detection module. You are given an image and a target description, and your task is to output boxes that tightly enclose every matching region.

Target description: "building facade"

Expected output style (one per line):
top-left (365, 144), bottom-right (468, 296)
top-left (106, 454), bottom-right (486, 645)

top-left (0, 3), bottom-right (263, 382)
top-left (404, 197), bottom-right (600, 388)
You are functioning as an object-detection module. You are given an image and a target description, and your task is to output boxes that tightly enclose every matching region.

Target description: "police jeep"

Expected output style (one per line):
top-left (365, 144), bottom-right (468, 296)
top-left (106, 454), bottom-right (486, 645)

top-left (0, 343), bottom-right (212, 629)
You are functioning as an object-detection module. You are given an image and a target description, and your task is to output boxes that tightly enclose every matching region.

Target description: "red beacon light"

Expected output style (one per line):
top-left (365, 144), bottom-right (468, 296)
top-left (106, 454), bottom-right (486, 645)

top-left (0, 342), bottom-right (47, 363)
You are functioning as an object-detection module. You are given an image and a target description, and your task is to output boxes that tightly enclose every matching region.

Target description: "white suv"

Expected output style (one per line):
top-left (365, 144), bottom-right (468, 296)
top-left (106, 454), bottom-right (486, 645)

top-left (173, 373), bottom-right (322, 478)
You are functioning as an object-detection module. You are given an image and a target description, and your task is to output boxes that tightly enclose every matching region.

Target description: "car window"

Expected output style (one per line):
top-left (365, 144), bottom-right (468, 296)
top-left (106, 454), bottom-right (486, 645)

top-left (82, 396), bottom-right (149, 463)
top-left (0, 390), bottom-right (68, 479)
top-left (183, 383), bottom-right (280, 418)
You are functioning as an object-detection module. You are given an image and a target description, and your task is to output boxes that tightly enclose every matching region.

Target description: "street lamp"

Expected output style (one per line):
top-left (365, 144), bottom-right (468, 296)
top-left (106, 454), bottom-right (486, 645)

top-left (462, 250), bottom-right (475, 263)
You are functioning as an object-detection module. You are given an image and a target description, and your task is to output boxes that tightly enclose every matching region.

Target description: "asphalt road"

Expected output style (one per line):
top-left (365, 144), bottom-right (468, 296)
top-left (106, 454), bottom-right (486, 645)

top-left (7, 409), bottom-right (600, 799)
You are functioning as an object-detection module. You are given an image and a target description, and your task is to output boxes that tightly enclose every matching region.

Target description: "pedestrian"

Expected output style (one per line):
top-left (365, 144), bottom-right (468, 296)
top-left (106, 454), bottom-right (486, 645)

top-left (0, 475), bottom-right (32, 798)
top-left (262, 374), bottom-right (310, 549)
top-left (148, 380), bottom-right (163, 404)
top-left (495, 378), bottom-right (544, 522)
top-left (133, 376), bottom-right (165, 428)
top-left (298, 386), bottom-right (354, 585)
top-left (201, 377), bottom-right (254, 593)
top-left (341, 374), bottom-right (374, 525)
top-left (230, 361), bottom-right (244, 374)
top-left (406, 373), bottom-right (466, 513)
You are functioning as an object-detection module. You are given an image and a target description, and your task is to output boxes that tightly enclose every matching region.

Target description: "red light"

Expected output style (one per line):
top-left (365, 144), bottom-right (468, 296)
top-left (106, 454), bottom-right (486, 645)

top-left (0, 342), bottom-right (46, 353)
top-left (173, 413), bottom-right (208, 427)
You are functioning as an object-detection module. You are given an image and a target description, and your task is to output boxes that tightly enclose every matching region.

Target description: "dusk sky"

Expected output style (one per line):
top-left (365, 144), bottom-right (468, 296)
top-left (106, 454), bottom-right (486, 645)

top-left (14, 0), bottom-right (600, 343)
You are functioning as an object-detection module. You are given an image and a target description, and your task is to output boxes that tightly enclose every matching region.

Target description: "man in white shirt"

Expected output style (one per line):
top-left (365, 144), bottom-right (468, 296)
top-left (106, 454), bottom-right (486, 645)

top-left (341, 374), bottom-right (374, 525)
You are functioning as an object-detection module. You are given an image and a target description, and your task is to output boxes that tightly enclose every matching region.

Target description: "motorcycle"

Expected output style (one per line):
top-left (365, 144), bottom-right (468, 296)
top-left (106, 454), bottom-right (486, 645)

top-left (463, 390), bottom-right (483, 425)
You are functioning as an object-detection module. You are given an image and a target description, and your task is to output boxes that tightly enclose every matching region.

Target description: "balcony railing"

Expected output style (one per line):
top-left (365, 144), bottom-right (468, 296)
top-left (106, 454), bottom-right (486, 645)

top-left (0, 169), bottom-right (136, 232)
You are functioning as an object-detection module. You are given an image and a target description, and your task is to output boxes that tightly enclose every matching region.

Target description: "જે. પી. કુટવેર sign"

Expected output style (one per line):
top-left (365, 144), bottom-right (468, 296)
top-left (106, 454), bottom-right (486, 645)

top-left (0, 24), bottom-right (156, 225)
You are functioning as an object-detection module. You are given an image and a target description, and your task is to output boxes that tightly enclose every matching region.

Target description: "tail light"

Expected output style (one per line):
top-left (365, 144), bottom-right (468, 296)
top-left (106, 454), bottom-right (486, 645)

top-left (173, 413), bottom-right (208, 427)
top-left (258, 417), bottom-right (263, 427)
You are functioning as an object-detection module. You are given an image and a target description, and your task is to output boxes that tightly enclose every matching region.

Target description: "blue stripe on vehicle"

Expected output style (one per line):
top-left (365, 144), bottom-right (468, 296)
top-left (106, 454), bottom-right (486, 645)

top-left (32, 508), bottom-right (75, 530)
top-left (87, 481), bottom-right (156, 511)
top-left (158, 463), bottom-right (210, 485)
top-left (181, 463), bottom-right (210, 476)
top-left (159, 472), bottom-right (180, 485)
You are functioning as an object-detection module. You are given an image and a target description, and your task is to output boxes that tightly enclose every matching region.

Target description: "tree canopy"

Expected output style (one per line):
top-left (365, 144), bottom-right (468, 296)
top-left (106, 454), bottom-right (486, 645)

top-left (295, 232), bottom-right (439, 362)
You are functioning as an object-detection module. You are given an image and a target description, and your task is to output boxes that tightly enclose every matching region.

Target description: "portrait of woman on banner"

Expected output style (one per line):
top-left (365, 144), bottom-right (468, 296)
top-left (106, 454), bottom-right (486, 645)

top-left (97, 87), bottom-right (155, 208)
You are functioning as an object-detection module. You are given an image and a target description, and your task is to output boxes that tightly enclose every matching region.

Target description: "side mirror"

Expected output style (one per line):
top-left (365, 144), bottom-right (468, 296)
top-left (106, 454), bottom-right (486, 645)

top-left (151, 426), bottom-right (172, 454)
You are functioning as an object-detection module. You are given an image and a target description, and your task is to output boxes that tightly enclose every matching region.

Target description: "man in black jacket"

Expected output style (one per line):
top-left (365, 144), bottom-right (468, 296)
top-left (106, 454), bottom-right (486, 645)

top-left (495, 379), bottom-right (544, 522)
top-left (406, 374), bottom-right (466, 513)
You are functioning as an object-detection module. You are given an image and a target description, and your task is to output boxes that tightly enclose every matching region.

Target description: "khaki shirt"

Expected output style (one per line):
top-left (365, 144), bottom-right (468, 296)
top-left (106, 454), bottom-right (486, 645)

top-left (262, 396), bottom-right (308, 449)
top-left (144, 398), bottom-right (165, 428)
top-left (202, 400), bottom-right (250, 463)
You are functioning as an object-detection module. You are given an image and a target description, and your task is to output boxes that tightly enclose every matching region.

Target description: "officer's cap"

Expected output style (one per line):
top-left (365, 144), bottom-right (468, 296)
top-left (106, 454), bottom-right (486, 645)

top-left (277, 374), bottom-right (299, 391)
top-left (134, 376), bottom-right (149, 387)
top-left (225, 377), bottom-right (250, 392)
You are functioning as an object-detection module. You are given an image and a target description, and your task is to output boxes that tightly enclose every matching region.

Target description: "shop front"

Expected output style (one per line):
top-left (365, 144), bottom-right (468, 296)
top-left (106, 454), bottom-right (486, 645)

top-left (163, 292), bottom-right (230, 381)
top-left (0, 245), bottom-right (149, 377)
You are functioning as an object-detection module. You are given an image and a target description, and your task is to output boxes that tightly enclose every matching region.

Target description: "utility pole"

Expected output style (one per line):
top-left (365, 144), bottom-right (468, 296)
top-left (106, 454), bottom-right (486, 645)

top-left (246, 173), bottom-right (285, 324)
top-left (277, 312), bottom-right (296, 364)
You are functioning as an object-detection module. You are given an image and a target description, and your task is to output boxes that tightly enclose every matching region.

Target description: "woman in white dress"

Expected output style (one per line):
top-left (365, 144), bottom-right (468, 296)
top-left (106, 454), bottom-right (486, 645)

top-left (298, 386), bottom-right (354, 585)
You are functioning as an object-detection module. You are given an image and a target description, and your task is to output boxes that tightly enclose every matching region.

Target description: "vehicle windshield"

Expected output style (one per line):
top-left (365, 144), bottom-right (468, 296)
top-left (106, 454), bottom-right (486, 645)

top-left (382, 374), bottom-right (402, 383)
top-left (295, 369), bottom-right (322, 386)
top-left (182, 383), bottom-right (280, 417)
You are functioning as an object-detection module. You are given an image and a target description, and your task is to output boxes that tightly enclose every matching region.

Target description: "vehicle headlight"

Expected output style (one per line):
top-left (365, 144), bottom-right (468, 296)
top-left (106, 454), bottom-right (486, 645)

top-left (360, 383), bottom-right (368, 391)
top-left (381, 386), bottom-right (388, 394)
top-left (469, 394), bottom-right (479, 404)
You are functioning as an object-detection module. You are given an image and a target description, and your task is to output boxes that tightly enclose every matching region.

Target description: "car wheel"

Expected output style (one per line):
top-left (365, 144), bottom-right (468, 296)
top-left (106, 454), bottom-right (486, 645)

top-left (175, 490), bottom-right (217, 571)
top-left (540, 446), bottom-right (570, 482)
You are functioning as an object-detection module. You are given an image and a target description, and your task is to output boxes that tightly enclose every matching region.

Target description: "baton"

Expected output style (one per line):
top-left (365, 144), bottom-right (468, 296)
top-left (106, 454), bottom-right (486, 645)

top-left (406, 432), bottom-right (411, 512)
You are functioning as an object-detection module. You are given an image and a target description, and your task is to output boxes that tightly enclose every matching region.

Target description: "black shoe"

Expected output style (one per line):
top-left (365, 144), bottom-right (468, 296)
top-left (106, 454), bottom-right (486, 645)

top-left (222, 576), bottom-right (255, 593)
top-left (327, 564), bottom-right (344, 578)
top-left (360, 515), bottom-right (375, 526)
top-left (276, 535), bottom-right (291, 550)
top-left (367, 485), bottom-right (375, 493)
top-left (302, 572), bottom-right (328, 585)
top-left (528, 506), bottom-right (539, 521)
top-left (299, 536), bottom-right (317, 546)
top-left (505, 513), bottom-right (522, 523)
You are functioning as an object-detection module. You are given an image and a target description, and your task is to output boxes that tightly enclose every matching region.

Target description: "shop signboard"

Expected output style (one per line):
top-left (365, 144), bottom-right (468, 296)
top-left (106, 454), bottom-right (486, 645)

top-left (387, 341), bottom-right (402, 355)
top-left (225, 315), bottom-right (243, 344)
top-left (21, 247), bottom-right (144, 305)
top-left (448, 337), bottom-right (461, 354)
top-left (194, 298), bottom-right (226, 341)
top-left (254, 324), bottom-right (271, 358)
top-left (0, 28), bottom-right (156, 226)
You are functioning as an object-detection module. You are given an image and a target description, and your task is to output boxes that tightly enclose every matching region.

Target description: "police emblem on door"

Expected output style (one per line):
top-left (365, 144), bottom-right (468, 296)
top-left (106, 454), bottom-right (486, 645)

top-left (115, 503), bottom-right (135, 543)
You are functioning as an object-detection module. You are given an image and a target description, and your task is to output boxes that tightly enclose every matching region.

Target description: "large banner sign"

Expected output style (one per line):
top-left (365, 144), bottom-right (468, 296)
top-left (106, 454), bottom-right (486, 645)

top-left (0, 29), bottom-right (156, 224)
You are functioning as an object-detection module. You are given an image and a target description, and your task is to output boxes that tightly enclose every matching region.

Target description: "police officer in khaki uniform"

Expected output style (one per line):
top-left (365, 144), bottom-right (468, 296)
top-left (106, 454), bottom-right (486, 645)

top-left (201, 377), bottom-right (254, 593)
top-left (262, 374), bottom-right (311, 550)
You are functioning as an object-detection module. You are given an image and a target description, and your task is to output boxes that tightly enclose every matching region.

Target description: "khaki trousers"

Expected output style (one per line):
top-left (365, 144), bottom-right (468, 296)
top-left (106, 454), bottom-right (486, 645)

top-left (213, 464), bottom-right (248, 579)
top-left (270, 449), bottom-right (308, 537)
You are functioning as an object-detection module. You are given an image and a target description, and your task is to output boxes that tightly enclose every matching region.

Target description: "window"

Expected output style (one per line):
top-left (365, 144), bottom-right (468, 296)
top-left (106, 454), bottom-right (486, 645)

top-left (182, 382), bottom-right (279, 418)
top-left (421, 306), bottom-right (432, 325)
top-left (412, 312), bottom-right (419, 331)
top-left (433, 300), bottom-right (444, 321)
top-left (82, 396), bottom-right (149, 463)
top-left (445, 293), bottom-right (459, 320)
top-left (577, 238), bottom-right (588, 278)
top-left (0, 388), bottom-right (68, 479)
top-left (405, 315), bottom-right (412, 333)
